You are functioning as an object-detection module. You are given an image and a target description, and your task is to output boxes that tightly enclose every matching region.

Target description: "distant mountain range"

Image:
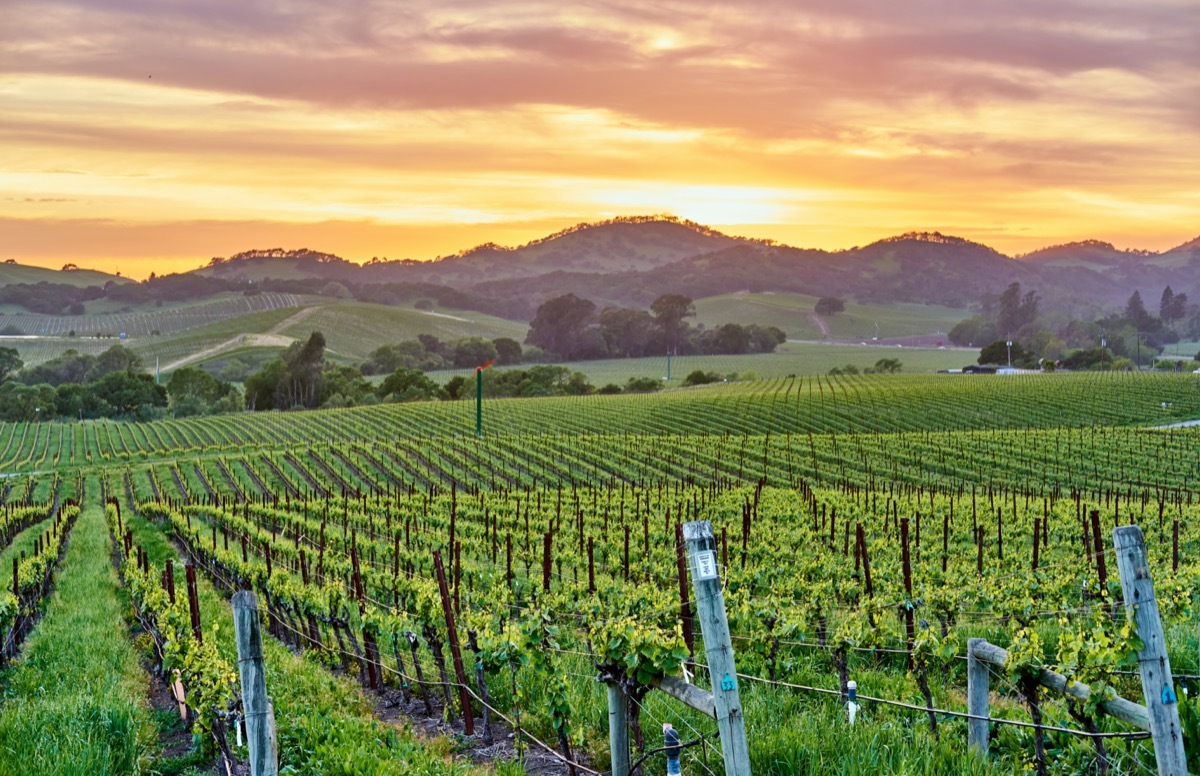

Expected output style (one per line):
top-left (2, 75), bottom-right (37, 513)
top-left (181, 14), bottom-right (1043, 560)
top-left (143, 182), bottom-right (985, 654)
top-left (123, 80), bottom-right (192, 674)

top-left (11, 217), bottom-right (1200, 319)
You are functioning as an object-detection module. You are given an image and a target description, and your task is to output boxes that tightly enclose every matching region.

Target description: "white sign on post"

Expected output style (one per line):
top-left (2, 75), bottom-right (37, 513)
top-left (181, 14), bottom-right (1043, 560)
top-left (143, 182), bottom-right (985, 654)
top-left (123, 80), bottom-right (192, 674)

top-left (695, 550), bottom-right (718, 581)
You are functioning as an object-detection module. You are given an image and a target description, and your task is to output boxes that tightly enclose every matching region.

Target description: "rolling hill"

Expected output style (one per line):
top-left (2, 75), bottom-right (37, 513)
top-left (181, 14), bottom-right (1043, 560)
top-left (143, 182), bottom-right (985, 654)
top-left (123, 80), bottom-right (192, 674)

top-left (0, 261), bottom-right (128, 287)
top-left (693, 292), bottom-right (967, 340)
top-left (5, 218), bottom-right (1198, 335)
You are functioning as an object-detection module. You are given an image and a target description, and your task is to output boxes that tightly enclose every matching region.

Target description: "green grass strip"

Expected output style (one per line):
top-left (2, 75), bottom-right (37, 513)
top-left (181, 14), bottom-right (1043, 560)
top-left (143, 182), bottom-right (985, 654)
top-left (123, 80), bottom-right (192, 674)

top-left (0, 517), bottom-right (52, 572)
top-left (0, 496), bottom-right (156, 775)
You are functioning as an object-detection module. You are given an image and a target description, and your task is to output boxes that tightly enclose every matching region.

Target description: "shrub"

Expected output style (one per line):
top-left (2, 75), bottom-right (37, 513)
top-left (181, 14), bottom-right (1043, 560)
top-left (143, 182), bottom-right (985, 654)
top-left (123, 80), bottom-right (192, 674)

top-left (624, 377), bottom-right (662, 393)
top-left (683, 370), bottom-right (721, 386)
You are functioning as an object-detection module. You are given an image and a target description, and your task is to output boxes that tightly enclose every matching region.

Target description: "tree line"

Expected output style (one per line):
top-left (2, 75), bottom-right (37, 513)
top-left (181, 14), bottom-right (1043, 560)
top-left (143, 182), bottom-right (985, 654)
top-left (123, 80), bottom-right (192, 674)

top-left (951, 282), bottom-right (1200, 369)
top-left (240, 332), bottom-right (687, 411)
top-left (524, 293), bottom-right (785, 361)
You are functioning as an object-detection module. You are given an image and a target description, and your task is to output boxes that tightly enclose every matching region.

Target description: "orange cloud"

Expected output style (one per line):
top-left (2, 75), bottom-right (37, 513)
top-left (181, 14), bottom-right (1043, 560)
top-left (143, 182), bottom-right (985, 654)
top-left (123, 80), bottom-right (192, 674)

top-left (1, 0), bottom-right (1197, 277)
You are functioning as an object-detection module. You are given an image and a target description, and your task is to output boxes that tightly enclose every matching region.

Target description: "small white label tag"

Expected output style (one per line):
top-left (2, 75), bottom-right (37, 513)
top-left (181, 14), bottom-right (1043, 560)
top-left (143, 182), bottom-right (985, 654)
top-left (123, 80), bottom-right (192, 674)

top-left (695, 550), bottom-right (718, 580)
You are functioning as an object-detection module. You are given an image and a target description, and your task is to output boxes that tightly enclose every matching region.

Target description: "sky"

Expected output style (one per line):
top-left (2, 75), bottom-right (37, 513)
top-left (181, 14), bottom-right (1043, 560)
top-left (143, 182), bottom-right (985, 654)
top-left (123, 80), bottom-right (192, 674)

top-left (2, 0), bottom-right (1198, 278)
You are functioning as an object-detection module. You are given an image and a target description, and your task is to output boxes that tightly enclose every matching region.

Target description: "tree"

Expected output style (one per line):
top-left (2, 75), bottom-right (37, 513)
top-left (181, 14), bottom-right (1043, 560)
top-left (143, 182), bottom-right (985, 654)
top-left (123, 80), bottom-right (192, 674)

top-left (451, 337), bottom-right (498, 369)
top-left (278, 331), bottom-right (326, 408)
top-left (378, 368), bottom-right (443, 402)
top-left (814, 297), bottom-right (845, 316)
top-left (1125, 290), bottom-right (1153, 331)
top-left (525, 294), bottom-right (597, 360)
top-left (979, 339), bottom-right (1029, 367)
top-left (361, 345), bottom-right (403, 376)
top-left (361, 341), bottom-right (447, 374)
top-left (1161, 286), bottom-right (1188, 323)
top-left (321, 365), bottom-right (374, 406)
top-left (320, 281), bottom-right (352, 299)
top-left (872, 358), bottom-right (902, 373)
top-left (598, 307), bottom-right (656, 358)
top-left (949, 316), bottom-right (996, 347)
top-left (90, 345), bottom-right (141, 380)
top-left (87, 372), bottom-right (167, 418)
top-left (492, 337), bottom-right (523, 365)
top-left (0, 347), bottom-right (22, 383)
top-left (711, 323), bottom-right (751, 354)
top-left (997, 282), bottom-right (1039, 336)
top-left (650, 294), bottom-right (695, 351)
top-left (1160, 287), bottom-right (1176, 319)
top-left (244, 359), bottom-right (285, 411)
top-left (443, 375), bottom-right (467, 400)
top-left (683, 369), bottom-right (721, 386)
top-left (166, 367), bottom-right (225, 410)
top-left (745, 325), bottom-right (786, 353)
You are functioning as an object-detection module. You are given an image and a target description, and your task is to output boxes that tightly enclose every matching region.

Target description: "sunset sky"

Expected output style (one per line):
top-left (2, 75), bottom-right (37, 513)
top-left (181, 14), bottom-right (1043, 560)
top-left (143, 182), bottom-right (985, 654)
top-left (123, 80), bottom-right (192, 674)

top-left (2, 0), bottom-right (1197, 278)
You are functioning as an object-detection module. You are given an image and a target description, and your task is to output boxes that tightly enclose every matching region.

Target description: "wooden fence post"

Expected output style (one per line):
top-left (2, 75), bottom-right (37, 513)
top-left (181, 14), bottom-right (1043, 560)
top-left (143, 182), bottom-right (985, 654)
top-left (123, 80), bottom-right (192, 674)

top-left (967, 637), bottom-right (989, 758)
top-left (232, 590), bottom-right (278, 776)
top-left (1113, 526), bottom-right (1188, 775)
top-left (683, 520), bottom-right (752, 776)
top-left (608, 683), bottom-right (631, 776)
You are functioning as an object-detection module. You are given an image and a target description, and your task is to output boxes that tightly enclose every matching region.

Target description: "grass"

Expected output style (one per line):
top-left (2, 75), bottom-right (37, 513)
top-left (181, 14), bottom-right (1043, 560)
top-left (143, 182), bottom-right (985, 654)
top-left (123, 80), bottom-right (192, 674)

top-left (0, 263), bottom-right (126, 288)
top-left (0, 518), bottom-right (52, 572)
top-left (135, 300), bottom-right (527, 372)
top-left (272, 301), bottom-right (527, 362)
top-left (0, 495), bottom-right (156, 775)
top-left (693, 291), bottom-right (968, 340)
top-left (434, 341), bottom-right (972, 388)
top-left (524, 650), bottom-right (1014, 775)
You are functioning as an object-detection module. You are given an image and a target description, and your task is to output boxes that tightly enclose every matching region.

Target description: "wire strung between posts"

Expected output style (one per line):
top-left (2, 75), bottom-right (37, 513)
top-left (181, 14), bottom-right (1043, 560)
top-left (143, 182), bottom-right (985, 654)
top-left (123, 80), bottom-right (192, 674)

top-left (237, 597), bottom-right (603, 776)
top-left (171, 510), bottom-right (1174, 757)
top-left (725, 668), bottom-right (1151, 741)
top-left (165, 533), bottom-right (602, 774)
top-left (624, 689), bottom-right (721, 776)
top-left (232, 551), bottom-right (1159, 748)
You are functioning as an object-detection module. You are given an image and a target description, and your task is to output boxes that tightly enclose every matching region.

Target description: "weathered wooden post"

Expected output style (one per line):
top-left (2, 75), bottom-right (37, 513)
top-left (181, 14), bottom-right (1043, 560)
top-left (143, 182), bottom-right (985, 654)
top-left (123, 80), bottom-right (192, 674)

top-left (1113, 526), bottom-right (1187, 775)
top-left (684, 520), bottom-right (752, 776)
top-left (608, 683), bottom-right (631, 776)
top-left (966, 637), bottom-right (990, 758)
top-left (232, 590), bottom-right (278, 776)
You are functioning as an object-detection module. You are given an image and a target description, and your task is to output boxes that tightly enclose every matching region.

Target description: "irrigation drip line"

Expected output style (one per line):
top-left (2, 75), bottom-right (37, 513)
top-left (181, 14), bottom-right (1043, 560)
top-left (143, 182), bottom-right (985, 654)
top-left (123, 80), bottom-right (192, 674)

top-left (625, 687), bottom-right (722, 776)
top-left (626, 736), bottom-right (706, 775)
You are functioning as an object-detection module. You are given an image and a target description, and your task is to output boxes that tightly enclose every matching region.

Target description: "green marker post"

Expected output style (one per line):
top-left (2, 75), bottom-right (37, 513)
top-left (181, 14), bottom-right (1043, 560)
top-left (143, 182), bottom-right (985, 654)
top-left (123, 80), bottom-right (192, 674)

top-left (475, 367), bottom-right (483, 437)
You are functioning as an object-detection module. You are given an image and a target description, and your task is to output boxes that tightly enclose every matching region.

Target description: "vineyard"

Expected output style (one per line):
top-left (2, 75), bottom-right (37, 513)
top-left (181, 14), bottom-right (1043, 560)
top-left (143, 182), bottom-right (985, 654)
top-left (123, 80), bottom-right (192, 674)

top-left (1, 371), bottom-right (1200, 774)
top-left (0, 294), bottom-right (306, 339)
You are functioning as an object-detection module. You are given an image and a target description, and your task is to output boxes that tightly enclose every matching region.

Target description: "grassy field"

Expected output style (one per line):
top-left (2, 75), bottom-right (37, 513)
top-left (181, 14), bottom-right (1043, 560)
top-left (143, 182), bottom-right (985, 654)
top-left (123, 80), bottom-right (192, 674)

top-left (0, 291), bottom-right (973, 378)
top-left (0, 262), bottom-right (126, 288)
top-left (0, 298), bottom-right (528, 372)
top-left (429, 340), bottom-right (973, 388)
top-left (693, 291), bottom-right (968, 340)
top-left (271, 301), bottom-right (527, 363)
